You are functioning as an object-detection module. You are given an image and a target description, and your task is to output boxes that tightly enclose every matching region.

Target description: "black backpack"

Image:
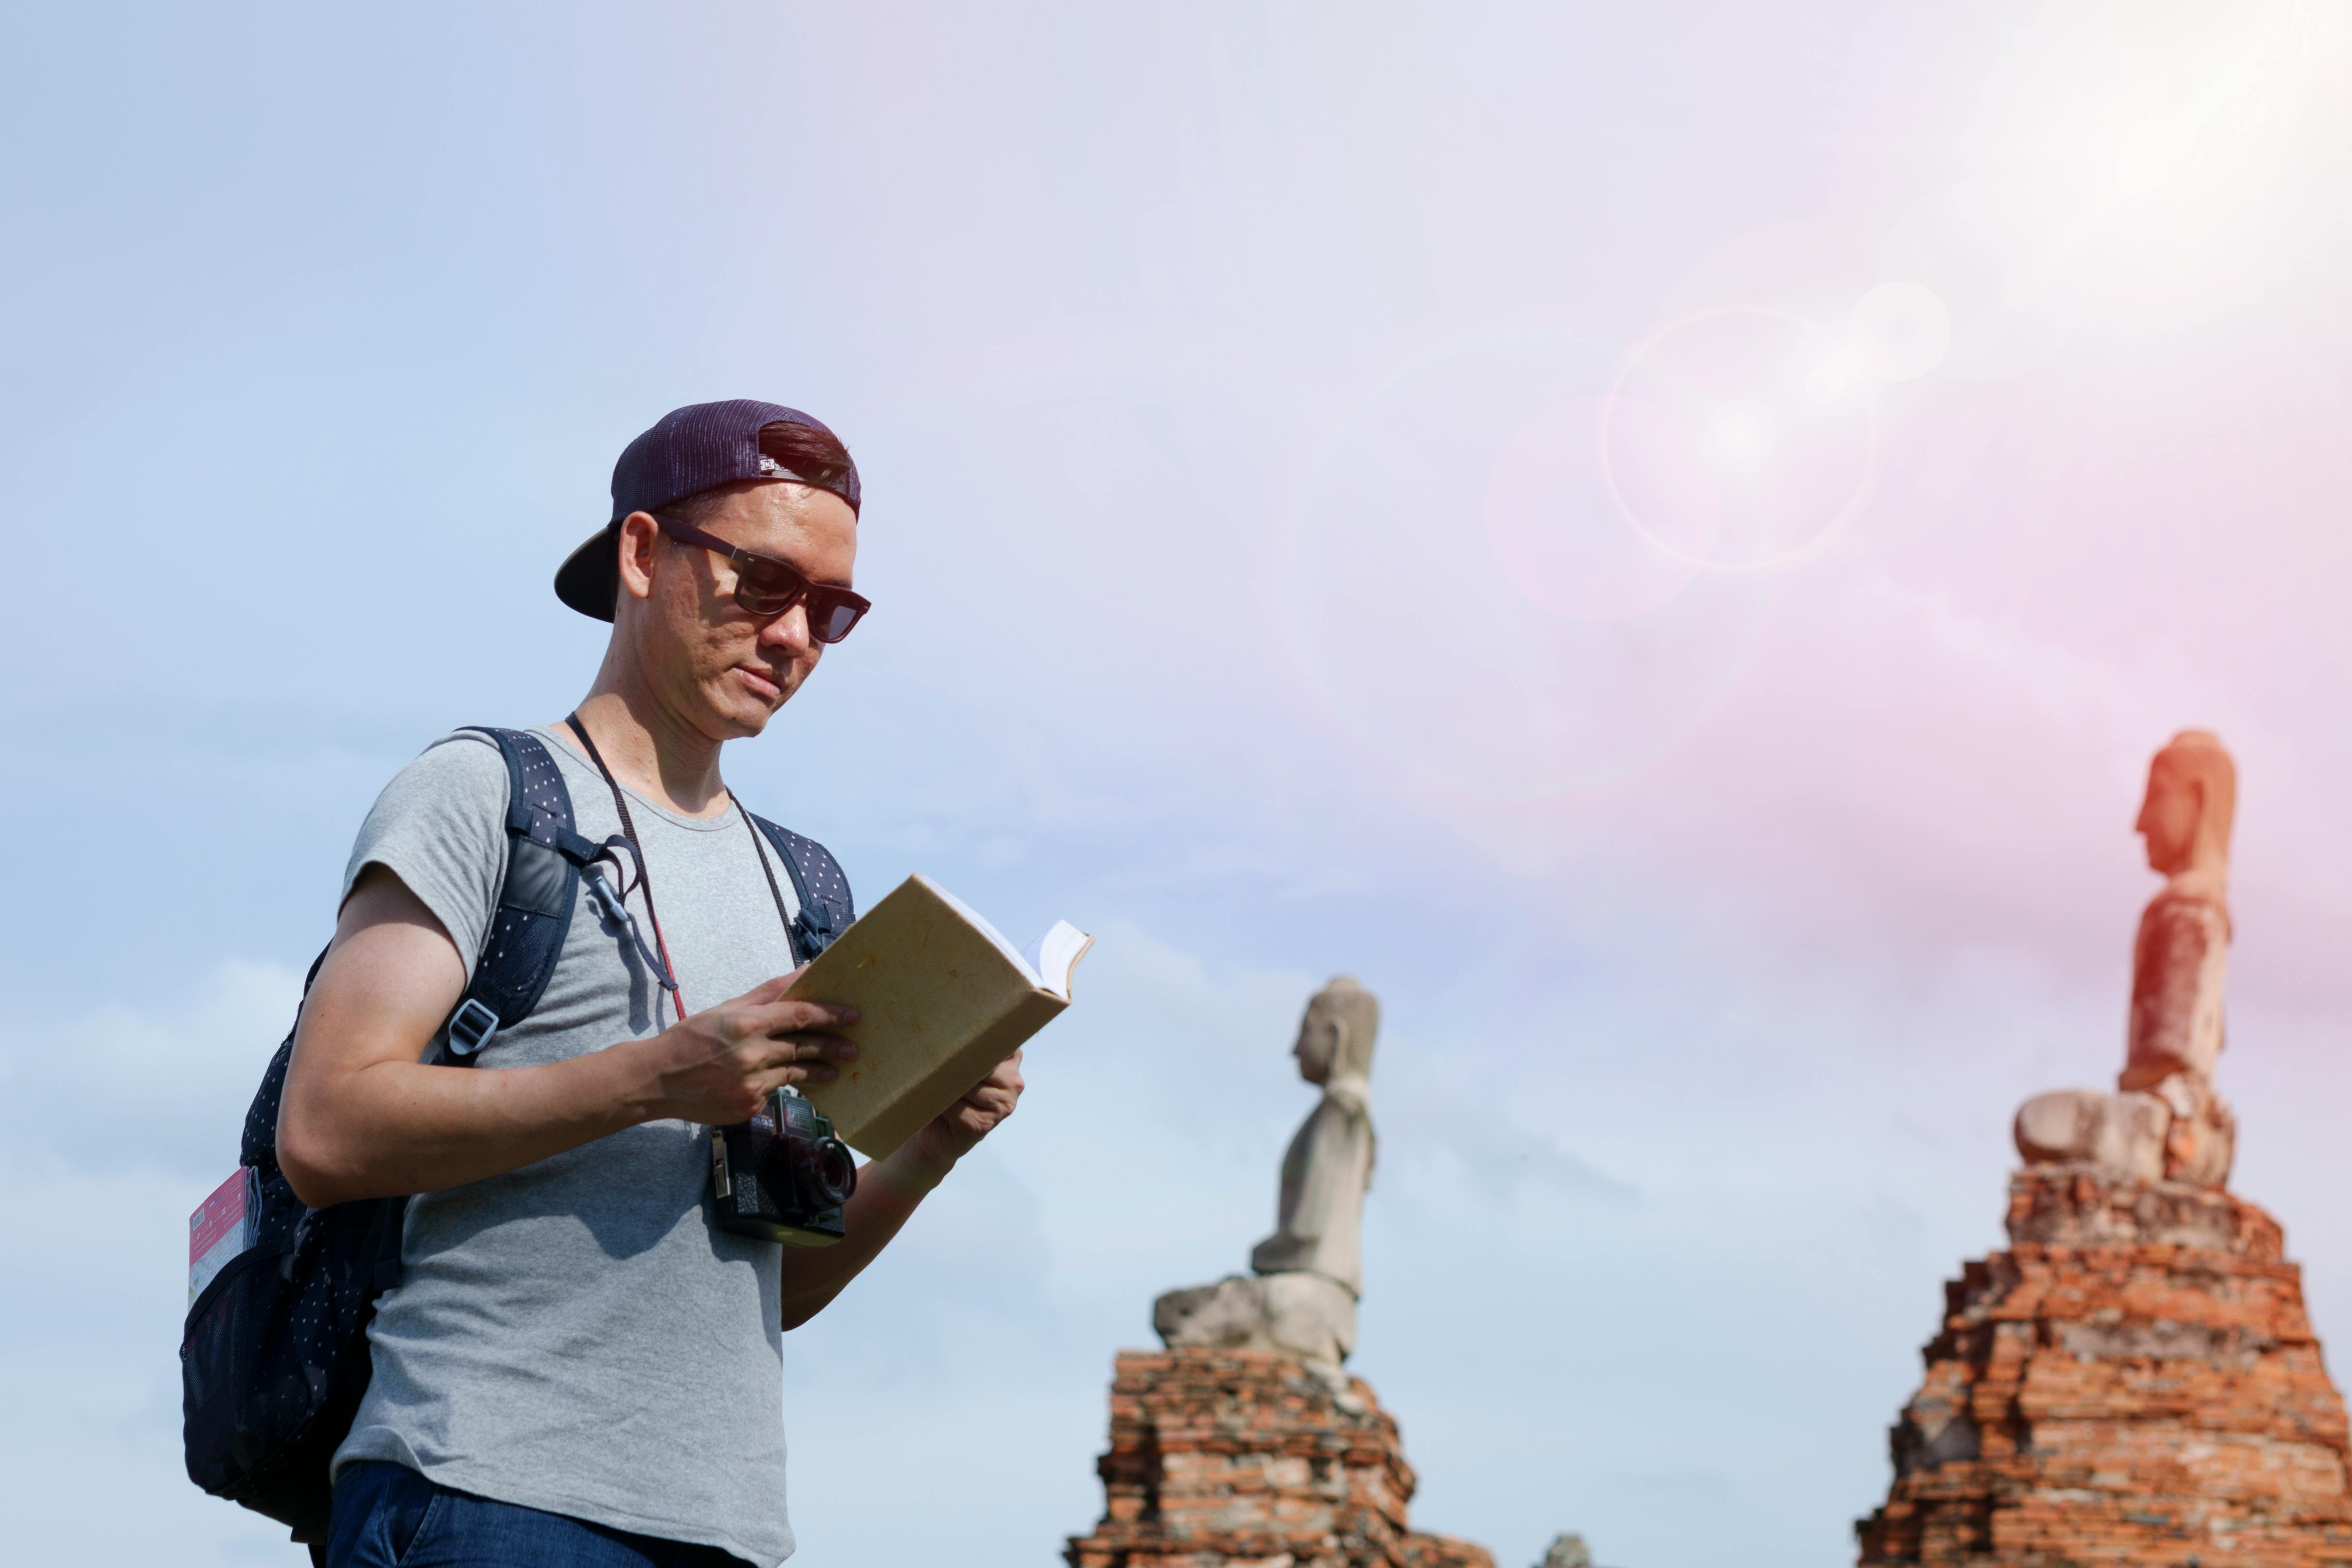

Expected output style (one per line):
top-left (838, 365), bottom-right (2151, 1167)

top-left (180, 727), bottom-right (854, 1550)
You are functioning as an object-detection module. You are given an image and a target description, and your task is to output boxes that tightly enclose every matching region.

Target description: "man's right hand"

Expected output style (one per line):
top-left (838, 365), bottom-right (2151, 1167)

top-left (636, 974), bottom-right (858, 1125)
top-left (279, 866), bottom-right (858, 1208)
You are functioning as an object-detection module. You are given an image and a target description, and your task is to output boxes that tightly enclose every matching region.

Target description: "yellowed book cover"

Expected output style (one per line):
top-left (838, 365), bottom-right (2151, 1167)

top-left (791, 874), bottom-right (1090, 1159)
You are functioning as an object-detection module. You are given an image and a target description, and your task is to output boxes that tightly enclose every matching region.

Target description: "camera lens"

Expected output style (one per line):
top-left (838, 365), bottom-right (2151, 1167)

top-left (790, 1136), bottom-right (858, 1209)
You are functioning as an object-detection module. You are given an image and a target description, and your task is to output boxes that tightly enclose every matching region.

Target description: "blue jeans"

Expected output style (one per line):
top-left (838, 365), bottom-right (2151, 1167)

top-left (328, 1461), bottom-right (752, 1568)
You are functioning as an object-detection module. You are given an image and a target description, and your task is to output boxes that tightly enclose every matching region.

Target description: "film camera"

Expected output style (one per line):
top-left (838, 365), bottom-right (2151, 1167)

top-left (708, 1089), bottom-right (858, 1246)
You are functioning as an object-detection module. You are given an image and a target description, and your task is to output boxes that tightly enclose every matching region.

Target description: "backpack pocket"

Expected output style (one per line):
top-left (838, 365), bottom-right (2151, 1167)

top-left (182, 1183), bottom-right (407, 1543)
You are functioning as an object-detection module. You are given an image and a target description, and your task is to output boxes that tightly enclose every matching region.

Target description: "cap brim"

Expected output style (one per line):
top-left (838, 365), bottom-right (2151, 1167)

top-left (554, 524), bottom-right (621, 622)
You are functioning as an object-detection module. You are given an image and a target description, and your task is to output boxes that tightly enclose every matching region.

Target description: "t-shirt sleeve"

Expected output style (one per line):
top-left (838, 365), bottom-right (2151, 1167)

top-left (341, 732), bottom-right (511, 984)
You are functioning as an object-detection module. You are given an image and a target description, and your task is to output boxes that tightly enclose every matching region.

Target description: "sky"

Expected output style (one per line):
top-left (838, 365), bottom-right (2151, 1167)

top-left (4, 4), bottom-right (2352, 1566)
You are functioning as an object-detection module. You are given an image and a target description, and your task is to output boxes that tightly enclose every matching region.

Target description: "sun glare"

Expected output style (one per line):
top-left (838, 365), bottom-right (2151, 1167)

top-left (1927, 5), bottom-right (2345, 344)
top-left (1709, 404), bottom-right (1777, 476)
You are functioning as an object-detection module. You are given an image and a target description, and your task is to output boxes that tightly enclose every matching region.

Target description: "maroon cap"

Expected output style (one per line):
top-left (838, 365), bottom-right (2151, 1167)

top-left (555, 400), bottom-right (860, 622)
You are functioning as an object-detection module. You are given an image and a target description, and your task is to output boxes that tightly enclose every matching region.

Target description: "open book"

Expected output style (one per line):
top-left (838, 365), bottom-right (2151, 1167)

top-left (791, 875), bottom-right (1091, 1159)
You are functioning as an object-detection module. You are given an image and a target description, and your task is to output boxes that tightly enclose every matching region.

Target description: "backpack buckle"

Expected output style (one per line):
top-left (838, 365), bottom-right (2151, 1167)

top-left (793, 906), bottom-right (838, 961)
top-left (446, 998), bottom-right (500, 1057)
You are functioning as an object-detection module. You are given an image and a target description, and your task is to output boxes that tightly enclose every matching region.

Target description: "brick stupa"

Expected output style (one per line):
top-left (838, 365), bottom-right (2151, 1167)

top-left (1064, 1348), bottom-right (1493, 1568)
top-left (1858, 733), bottom-right (2352, 1566)
top-left (1856, 1164), bottom-right (2352, 1566)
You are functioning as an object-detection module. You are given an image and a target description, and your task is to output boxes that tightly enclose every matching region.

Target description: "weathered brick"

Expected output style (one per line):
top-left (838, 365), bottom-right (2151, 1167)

top-left (1066, 1348), bottom-right (1495, 1568)
top-left (1856, 1163), bottom-right (2352, 1567)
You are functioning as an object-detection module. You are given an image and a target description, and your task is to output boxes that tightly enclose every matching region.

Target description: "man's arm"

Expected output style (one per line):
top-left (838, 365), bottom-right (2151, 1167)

top-left (774, 1050), bottom-right (1026, 1331)
top-left (276, 864), bottom-right (858, 1208)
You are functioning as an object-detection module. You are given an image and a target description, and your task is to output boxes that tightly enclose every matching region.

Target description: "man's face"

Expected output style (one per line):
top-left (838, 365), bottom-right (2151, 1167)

top-left (619, 480), bottom-right (860, 743)
top-left (2135, 764), bottom-right (2199, 875)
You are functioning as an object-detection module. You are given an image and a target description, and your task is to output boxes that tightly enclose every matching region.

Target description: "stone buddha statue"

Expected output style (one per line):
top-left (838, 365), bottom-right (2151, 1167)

top-left (2013, 731), bottom-right (2238, 1186)
top-left (1152, 978), bottom-right (1380, 1365)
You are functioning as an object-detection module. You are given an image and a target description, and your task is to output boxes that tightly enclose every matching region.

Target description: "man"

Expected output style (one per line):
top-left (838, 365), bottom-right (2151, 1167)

top-left (276, 400), bottom-right (1025, 1568)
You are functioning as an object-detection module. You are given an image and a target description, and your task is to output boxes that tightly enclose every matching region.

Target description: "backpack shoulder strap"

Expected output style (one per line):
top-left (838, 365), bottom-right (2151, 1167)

top-left (237, 729), bottom-right (595, 1169)
top-left (442, 727), bottom-right (600, 1061)
top-left (747, 814), bottom-right (856, 966)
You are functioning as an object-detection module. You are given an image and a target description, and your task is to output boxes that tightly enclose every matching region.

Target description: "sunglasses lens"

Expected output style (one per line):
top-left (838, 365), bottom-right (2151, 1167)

top-left (734, 564), bottom-right (802, 618)
top-left (811, 598), bottom-right (864, 643)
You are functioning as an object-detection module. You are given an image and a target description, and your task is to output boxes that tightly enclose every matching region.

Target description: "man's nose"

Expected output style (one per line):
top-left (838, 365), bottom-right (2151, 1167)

top-left (757, 601), bottom-right (813, 654)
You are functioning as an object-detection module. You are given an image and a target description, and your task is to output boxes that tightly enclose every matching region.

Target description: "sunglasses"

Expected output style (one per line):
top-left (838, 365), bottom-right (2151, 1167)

top-left (653, 514), bottom-right (871, 643)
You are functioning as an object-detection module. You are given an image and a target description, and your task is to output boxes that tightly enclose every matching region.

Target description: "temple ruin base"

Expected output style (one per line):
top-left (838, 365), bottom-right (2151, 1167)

top-left (1065, 1347), bottom-right (1494, 1568)
top-left (1857, 1162), bottom-right (2352, 1567)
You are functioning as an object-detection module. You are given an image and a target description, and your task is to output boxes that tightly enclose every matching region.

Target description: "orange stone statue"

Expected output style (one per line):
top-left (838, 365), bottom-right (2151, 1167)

top-left (2013, 730), bottom-right (2238, 1186)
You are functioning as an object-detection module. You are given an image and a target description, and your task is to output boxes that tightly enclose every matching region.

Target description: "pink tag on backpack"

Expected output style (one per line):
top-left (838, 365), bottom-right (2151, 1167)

top-left (189, 1169), bottom-right (255, 1304)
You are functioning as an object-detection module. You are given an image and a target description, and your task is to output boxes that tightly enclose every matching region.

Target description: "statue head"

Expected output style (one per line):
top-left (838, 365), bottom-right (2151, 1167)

top-left (2135, 730), bottom-right (2235, 891)
top-left (1293, 976), bottom-right (1379, 1086)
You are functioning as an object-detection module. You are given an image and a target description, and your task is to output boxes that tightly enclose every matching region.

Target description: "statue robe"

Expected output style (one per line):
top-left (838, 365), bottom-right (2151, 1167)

top-left (2014, 886), bottom-right (2238, 1189)
top-left (2121, 889), bottom-right (2229, 1090)
top-left (1248, 1072), bottom-right (1374, 1297)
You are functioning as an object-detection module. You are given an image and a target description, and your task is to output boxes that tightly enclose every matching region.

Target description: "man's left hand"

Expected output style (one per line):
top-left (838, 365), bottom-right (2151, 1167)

top-left (901, 1050), bottom-right (1025, 1184)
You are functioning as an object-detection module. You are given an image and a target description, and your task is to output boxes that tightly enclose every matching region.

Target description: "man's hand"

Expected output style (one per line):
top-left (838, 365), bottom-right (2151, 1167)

top-left (774, 1048), bottom-right (1028, 1329)
top-left (897, 1050), bottom-right (1026, 1187)
top-left (636, 972), bottom-right (859, 1125)
top-left (278, 867), bottom-right (866, 1208)
top-left (771, 1053), bottom-right (1030, 1325)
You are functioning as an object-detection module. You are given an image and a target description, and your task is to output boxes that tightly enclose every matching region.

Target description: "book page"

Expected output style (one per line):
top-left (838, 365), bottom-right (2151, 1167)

top-left (1020, 920), bottom-right (1094, 1000)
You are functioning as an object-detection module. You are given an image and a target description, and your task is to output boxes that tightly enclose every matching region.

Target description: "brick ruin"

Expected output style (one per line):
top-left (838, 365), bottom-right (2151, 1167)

top-left (1064, 1347), bottom-right (1495, 1568)
top-left (1856, 1162), bottom-right (2352, 1567)
top-left (1063, 737), bottom-right (2352, 1567)
top-left (1855, 730), bottom-right (2352, 1565)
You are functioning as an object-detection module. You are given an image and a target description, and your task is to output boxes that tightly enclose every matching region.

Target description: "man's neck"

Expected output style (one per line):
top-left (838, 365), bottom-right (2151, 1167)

top-left (557, 686), bottom-right (733, 820)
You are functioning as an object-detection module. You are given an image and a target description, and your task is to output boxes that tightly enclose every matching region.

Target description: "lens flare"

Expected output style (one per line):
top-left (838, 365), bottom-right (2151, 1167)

top-left (1880, 181), bottom-right (2085, 384)
top-left (1278, 333), bottom-right (1775, 801)
top-left (1601, 309), bottom-right (1879, 571)
top-left (1848, 282), bottom-right (1952, 382)
top-left (1482, 396), bottom-right (1716, 623)
top-left (1710, 403), bottom-right (1778, 474)
top-left (1805, 358), bottom-right (1857, 405)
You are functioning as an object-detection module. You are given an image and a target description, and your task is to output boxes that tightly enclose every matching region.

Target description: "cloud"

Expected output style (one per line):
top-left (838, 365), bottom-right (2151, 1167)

top-left (3, 959), bottom-right (303, 1182)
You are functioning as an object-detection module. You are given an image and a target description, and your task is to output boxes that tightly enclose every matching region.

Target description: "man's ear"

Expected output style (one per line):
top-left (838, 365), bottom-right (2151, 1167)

top-left (616, 512), bottom-right (662, 606)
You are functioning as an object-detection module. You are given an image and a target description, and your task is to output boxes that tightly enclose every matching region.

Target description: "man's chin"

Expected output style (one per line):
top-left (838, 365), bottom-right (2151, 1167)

top-left (703, 686), bottom-right (781, 740)
top-left (723, 702), bottom-right (777, 739)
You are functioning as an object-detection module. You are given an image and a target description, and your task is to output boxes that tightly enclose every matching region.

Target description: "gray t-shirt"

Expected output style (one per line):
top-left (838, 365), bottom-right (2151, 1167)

top-left (330, 727), bottom-right (813, 1566)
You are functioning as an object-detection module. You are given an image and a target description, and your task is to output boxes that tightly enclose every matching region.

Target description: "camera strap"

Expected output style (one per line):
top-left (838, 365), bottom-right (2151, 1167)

top-left (564, 713), bottom-right (693, 1017)
top-left (580, 836), bottom-right (680, 1002)
top-left (563, 712), bottom-right (801, 1024)
top-left (741, 810), bottom-right (799, 948)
